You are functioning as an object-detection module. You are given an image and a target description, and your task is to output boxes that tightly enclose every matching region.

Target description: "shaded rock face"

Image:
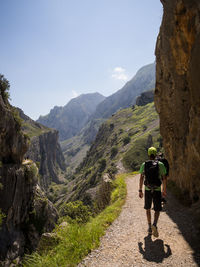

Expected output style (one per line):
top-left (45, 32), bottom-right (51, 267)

top-left (0, 96), bottom-right (28, 164)
top-left (0, 164), bottom-right (58, 265)
top-left (155, 0), bottom-right (200, 203)
top-left (0, 97), bottom-right (58, 265)
top-left (136, 90), bottom-right (154, 106)
top-left (0, 163), bottom-right (37, 262)
top-left (26, 130), bottom-right (66, 189)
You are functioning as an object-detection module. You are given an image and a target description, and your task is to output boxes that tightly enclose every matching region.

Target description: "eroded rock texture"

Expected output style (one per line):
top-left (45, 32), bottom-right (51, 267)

top-left (0, 96), bottom-right (58, 265)
top-left (26, 130), bottom-right (66, 189)
top-left (18, 108), bottom-right (66, 190)
top-left (155, 0), bottom-right (200, 203)
top-left (0, 96), bottom-right (28, 164)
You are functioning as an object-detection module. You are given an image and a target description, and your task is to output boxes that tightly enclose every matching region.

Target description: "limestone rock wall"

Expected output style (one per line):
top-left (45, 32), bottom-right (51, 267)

top-left (17, 107), bottom-right (66, 190)
top-left (0, 95), bottom-right (58, 265)
top-left (0, 96), bottom-right (28, 164)
top-left (26, 130), bottom-right (66, 189)
top-left (155, 0), bottom-right (200, 203)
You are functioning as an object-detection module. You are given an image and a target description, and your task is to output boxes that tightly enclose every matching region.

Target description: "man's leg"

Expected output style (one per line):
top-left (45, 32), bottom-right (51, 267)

top-left (153, 211), bottom-right (160, 226)
top-left (146, 209), bottom-right (151, 224)
top-left (146, 209), bottom-right (152, 234)
top-left (152, 191), bottom-right (162, 237)
top-left (144, 190), bottom-right (153, 234)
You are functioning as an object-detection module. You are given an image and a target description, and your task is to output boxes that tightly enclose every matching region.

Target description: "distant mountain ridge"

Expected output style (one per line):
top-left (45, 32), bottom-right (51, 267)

top-left (37, 63), bottom-right (155, 144)
top-left (60, 63), bottom-right (155, 172)
top-left (37, 93), bottom-right (106, 141)
top-left (91, 62), bottom-right (155, 119)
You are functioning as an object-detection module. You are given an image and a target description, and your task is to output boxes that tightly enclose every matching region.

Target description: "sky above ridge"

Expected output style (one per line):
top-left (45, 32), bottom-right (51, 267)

top-left (0, 0), bottom-right (162, 120)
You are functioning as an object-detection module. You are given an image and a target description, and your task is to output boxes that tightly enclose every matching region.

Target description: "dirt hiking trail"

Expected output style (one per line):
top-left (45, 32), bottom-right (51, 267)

top-left (78, 174), bottom-right (200, 267)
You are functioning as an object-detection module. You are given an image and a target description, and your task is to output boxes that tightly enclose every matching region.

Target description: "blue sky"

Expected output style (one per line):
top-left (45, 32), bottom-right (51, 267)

top-left (0, 0), bottom-right (162, 120)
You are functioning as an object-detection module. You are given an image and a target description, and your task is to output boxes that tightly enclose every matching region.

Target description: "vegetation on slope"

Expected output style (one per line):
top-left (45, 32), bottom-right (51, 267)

top-left (60, 118), bottom-right (104, 174)
top-left (23, 173), bottom-right (127, 267)
top-left (52, 102), bottom-right (161, 212)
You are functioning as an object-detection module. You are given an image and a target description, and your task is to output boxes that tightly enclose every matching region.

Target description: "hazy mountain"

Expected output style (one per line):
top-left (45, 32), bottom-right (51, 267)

top-left (91, 62), bottom-right (155, 119)
top-left (37, 93), bottom-right (106, 141)
top-left (60, 63), bottom-right (155, 172)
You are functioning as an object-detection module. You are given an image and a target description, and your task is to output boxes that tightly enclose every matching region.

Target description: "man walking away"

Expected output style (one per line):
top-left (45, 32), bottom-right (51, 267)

top-left (139, 147), bottom-right (167, 237)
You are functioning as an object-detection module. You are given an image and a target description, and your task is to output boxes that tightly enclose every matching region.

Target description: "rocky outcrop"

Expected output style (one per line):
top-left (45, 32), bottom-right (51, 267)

top-left (25, 130), bottom-right (66, 189)
top-left (136, 90), bottom-right (154, 106)
top-left (0, 95), bottom-right (58, 265)
top-left (0, 96), bottom-right (28, 164)
top-left (17, 108), bottom-right (66, 190)
top-left (155, 0), bottom-right (200, 203)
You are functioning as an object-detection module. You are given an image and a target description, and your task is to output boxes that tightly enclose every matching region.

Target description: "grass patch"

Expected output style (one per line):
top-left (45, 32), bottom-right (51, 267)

top-left (23, 173), bottom-right (128, 267)
top-left (22, 122), bottom-right (49, 138)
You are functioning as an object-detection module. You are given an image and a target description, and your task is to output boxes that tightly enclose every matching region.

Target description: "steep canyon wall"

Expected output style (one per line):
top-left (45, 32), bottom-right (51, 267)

top-left (155, 0), bottom-right (200, 203)
top-left (0, 96), bottom-right (58, 265)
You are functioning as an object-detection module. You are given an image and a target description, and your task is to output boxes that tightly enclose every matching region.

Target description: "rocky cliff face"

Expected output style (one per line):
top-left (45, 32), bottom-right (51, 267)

top-left (0, 97), bottom-right (28, 164)
top-left (18, 108), bottom-right (66, 190)
top-left (0, 96), bottom-right (58, 265)
top-left (25, 130), bottom-right (66, 189)
top-left (155, 0), bottom-right (200, 204)
top-left (136, 90), bottom-right (154, 106)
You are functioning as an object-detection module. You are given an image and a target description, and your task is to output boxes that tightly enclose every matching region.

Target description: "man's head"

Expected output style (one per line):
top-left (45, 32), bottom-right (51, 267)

top-left (148, 147), bottom-right (157, 159)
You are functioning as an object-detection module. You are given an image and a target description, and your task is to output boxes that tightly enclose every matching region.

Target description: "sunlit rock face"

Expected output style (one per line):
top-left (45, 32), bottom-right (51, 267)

top-left (155, 0), bottom-right (200, 203)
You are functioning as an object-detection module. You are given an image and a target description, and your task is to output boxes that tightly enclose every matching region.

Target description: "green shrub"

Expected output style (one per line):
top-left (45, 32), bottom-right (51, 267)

top-left (0, 74), bottom-right (10, 102)
top-left (12, 107), bottom-right (23, 128)
top-left (107, 165), bottom-right (118, 177)
top-left (119, 129), bottom-right (124, 134)
top-left (110, 146), bottom-right (118, 158)
top-left (36, 161), bottom-right (40, 169)
top-left (23, 173), bottom-right (128, 267)
top-left (98, 158), bottom-right (106, 173)
top-left (109, 123), bottom-right (114, 130)
top-left (59, 201), bottom-right (91, 224)
top-left (24, 163), bottom-right (38, 181)
top-left (143, 125), bottom-right (147, 132)
top-left (123, 135), bottom-right (131, 145)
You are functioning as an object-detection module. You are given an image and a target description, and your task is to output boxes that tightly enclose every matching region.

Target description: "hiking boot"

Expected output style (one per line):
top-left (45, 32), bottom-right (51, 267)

top-left (152, 225), bottom-right (159, 237)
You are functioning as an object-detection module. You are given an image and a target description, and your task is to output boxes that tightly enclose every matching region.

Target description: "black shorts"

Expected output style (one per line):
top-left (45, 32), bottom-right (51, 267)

top-left (144, 190), bottom-right (162, 211)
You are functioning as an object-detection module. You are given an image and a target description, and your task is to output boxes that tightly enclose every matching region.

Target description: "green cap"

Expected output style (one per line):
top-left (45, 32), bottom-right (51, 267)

top-left (148, 147), bottom-right (157, 156)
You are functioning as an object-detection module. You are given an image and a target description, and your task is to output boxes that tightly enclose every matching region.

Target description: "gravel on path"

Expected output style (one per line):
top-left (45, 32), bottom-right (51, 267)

top-left (78, 174), bottom-right (200, 267)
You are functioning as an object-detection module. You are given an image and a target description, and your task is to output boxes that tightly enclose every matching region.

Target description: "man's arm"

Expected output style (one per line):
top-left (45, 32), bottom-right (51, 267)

top-left (139, 174), bottom-right (144, 198)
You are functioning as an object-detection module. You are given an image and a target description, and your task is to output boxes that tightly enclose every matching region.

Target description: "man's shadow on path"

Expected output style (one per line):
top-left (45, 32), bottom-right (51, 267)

top-left (138, 234), bottom-right (172, 263)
